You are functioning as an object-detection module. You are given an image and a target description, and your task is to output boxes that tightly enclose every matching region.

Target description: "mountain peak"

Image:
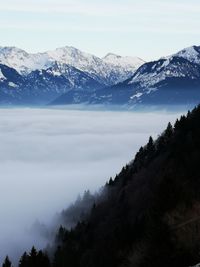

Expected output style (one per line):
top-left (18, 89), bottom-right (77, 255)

top-left (173, 45), bottom-right (200, 65)
top-left (0, 46), bottom-right (28, 56)
top-left (102, 52), bottom-right (145, 70)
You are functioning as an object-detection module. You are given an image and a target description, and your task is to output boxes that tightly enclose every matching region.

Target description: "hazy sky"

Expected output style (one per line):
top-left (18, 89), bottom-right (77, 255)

top-left (0, 108), bottom-right (183, 263)
top-left (0, 0), bottom-right (200, 60)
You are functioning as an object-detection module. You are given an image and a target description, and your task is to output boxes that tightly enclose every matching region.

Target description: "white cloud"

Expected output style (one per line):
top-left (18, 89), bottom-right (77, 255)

top-left (0, 107), bottom-right (183, 263)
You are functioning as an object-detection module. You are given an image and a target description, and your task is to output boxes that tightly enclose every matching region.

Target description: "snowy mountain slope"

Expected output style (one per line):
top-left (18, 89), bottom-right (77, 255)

top-left (127, 56), bottom-right (200, 88)
top-left (0, 64), bottom-right (26, 104)
top-left (112, 55), bottom-right (200, 105)
top-left (47, 46), bottom-right (116, 85)
top-left (44, 62), bottom-right (102, 91)
top-left (102, 53), bottom-right (144, 71)
top-left (0, 47), bottom-right (51, 75)
top-left (172, 45), bottom-right (200, 65)
top-left (0, 46), bottom-right (144, 85)
top-left (113, 53), bottom-right (200, 105)
top-left (0, 62), bottom-right (102, 104)
top-left (0, 63), bottom-right (24, 87)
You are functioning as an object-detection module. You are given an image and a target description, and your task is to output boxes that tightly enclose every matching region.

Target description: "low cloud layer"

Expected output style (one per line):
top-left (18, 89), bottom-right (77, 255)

top-left (0, 107), bottom-right (184, 263)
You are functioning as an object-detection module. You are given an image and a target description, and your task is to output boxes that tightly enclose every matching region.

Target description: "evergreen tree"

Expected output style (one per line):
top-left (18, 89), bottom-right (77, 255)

top-left (2, 256), bottom-right (12, 267)
top-left (146, 136), bottom-right (155, 161)
top-left (56, 226), bottom-right (66, 243)
top-left (165, 122), bottom-right (173, 139)
top-left (19, 252), bottom-right (28, 267)
top-left (29, 247), bottom-right (38, 267)
top-left (37, 251), bottom-right (50, 267)
top-left (19, 248), bottom-right (50, 267)
top-left (147, 136), bottom-right (154, 152)
top-left (108, 177), bottom-right (114, 186)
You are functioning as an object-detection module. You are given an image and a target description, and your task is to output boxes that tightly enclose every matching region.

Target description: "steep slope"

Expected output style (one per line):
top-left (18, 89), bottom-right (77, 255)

top-left (0, 64), bottom-right (25, 104)
top-left (50, 105), bottom-right (200, 267)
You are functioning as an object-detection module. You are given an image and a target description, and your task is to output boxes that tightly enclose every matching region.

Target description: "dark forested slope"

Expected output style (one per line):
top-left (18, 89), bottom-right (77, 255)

top-left (52, 106), bottom-right (200, 267)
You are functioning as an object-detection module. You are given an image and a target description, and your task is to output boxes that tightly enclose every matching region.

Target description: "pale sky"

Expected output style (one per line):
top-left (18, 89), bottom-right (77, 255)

top-left (0, 0), bottom-right (200, 60)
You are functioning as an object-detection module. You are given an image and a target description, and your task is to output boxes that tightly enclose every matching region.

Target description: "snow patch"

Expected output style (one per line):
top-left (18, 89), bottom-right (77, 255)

top-left (130, 92), bottom-right (143, 99)
top-left (8, 82), bottom-right (18, 88)
top-left (0, 69), bottom-right (6, 80)
top-left (102, 53), bottom-right (145, 70)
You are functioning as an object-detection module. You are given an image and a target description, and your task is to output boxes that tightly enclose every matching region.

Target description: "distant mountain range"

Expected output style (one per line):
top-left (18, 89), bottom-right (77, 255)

top-left (0, 45), bottom-right (200, 106)
top-left (0, 46), bottom-right (144, 105)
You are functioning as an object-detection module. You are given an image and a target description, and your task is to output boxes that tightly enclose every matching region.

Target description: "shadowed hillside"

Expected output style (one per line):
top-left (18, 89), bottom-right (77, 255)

top-left (51, 105), bottom-right (200, 267)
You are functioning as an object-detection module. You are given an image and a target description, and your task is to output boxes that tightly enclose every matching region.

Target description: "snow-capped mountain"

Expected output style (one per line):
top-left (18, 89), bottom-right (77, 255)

top-left (0, 46), bottom-right (144, 86)
top-left (101, 53), bottom-right (145, 84)
top-left (44, 62), bottom-right (102, 91)
top-left (128, 56), bottom-right (200, 88)
top-left (124, 45), bottom-right (200, 104)
top-left (102, 53), bottom-right (144, 71)
top-left (1, 44), bottom-right (200, 106)
top-left (0, 62), bottom-right (102, 104)
top-left (173, 45), bottom-right (200, 65)
top-left (0, 47), bottom-right (51, 75)
top-left (52, 45), bottom-right (200, 106)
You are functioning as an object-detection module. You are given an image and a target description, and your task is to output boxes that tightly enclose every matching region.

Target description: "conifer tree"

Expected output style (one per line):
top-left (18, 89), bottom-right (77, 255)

top-left (19, 252), bottom-right (28, 267)
top-left (147, 136), bottom-right (154, 153)
top-left (165, 122), bottom-right (173, 139)
top-left (29, 246), bottom-right (38, 267)
top-left (2, 256), bottom-right (12, 267)
top-left (37, 250), bottom-right (50, 267)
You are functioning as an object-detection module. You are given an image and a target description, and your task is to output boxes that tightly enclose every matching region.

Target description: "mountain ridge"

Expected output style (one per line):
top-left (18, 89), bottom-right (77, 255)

top-left (1, 45), bottom-right (200, 106)
top-left (0, 45), bottom-right (144, 86)
top-left (62, 45), bottom-right (200, 106)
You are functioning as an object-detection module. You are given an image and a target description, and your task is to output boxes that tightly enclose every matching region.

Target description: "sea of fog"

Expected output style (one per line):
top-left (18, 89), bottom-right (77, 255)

top-left (0, 107), bottom-right (185, 263)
